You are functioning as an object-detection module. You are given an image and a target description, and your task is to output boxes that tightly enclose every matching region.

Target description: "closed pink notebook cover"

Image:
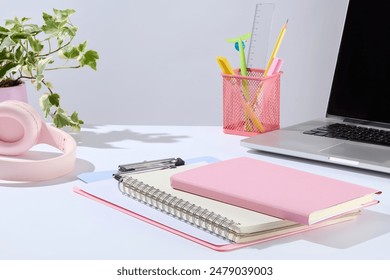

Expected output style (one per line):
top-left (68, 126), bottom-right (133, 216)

top-left (170, 157), bottom-right (380, 225)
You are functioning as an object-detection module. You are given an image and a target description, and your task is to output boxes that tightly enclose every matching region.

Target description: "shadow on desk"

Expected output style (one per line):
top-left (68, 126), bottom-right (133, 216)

top-left (0, 156), bottom-right (95, 188)
top-left (250, 210), bottom-right (390, 251)
top-left (74, 125), bottom-right (189, 149)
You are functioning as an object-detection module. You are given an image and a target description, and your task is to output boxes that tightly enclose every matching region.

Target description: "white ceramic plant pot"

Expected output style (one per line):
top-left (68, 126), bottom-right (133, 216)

top-left (0, 83), bottom-right (28, 103)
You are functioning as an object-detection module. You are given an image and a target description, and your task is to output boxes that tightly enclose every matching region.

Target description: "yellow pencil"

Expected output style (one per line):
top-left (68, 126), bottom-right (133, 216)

top-left (264, 19), bottom-right (288, 77)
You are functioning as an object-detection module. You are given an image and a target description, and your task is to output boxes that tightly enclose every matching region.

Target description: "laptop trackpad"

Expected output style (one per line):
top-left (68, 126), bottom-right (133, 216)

top-left (320, 143), bottom-right (390, 163)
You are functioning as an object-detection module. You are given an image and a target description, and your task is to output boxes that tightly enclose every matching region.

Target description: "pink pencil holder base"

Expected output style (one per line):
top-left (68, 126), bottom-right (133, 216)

top-left (221, 68), bottom-right (281, 136)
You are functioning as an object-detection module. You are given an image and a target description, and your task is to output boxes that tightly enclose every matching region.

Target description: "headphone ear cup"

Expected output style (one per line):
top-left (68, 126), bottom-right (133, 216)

top-left (0, 100), bottom-right (42, 156)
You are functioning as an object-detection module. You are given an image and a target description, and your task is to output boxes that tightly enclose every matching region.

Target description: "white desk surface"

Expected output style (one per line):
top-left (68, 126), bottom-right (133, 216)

top-left (1, 125), bottom-right (389, 260)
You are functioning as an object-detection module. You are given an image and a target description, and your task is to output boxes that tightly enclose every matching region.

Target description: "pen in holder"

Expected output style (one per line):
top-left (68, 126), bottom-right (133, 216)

top-left (221, 68), bottom-right (281, 136)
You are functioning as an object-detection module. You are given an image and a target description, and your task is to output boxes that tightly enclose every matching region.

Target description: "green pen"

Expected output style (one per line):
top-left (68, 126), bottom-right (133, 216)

top-left (227, 33), bottom-right (253, 131)
top-left (226, 33), bottom-right (251, 77)
top-left (227, 33), bottom-right (251, 102)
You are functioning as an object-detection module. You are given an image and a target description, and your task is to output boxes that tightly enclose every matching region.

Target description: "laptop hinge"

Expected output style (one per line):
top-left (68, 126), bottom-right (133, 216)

top-left (343, 118), bottom-right (390, 129)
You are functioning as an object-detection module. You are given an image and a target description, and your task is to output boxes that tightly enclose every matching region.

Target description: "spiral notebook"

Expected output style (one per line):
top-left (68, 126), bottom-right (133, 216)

top-left (74, 163), bottom-right (359, 251)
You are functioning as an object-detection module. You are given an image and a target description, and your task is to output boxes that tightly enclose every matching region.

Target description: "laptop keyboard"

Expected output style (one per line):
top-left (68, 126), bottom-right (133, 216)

top-left (303, 123), bottom-right (390, 147)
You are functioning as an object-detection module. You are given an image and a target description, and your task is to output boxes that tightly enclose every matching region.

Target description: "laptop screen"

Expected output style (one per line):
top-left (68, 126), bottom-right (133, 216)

top-left (326, 0), bottom-right (390, 126)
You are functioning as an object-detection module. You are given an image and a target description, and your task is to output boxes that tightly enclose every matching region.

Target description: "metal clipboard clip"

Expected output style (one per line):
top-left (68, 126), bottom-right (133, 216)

top-left (113, 157), bottom-right (185, 181)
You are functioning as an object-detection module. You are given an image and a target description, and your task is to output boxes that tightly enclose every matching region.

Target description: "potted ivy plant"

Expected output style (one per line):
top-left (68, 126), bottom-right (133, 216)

top-left (0, 8), bottom-right (99, 130)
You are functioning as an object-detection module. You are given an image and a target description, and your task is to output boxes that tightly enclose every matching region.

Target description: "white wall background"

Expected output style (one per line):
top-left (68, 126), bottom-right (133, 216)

top-left (2, 0), bottom-right (349, 127)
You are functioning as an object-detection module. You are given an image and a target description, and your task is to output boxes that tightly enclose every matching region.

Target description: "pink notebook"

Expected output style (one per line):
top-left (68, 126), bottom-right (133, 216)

top-left (170, 157), bottom-right (381, 225)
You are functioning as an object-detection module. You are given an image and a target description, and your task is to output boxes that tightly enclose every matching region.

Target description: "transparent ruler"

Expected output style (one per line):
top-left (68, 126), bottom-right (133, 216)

top-left (247, 3), bottom-right (275, 69)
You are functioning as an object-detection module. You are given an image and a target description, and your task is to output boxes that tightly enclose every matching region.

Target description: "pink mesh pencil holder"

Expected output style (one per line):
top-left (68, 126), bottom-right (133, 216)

top-left (222, 68), bottom-right (281, 136)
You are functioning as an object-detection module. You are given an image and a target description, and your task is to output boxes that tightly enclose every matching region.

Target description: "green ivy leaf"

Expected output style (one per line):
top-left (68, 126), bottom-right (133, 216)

top-left (35, 77), bottom-right (43, 90)
top-left (45, 81), bottom-right (53, 89)
top-left (15, 46), bottom-right (23, 61)
top-left (27, 36), bottom-right (44, 52)
top-left (0, 26), bottom-right (10, 36)
top-left (53, 9), bottom-right (76, 21)
top-left (10, 32), bottom-right (29, 40)
top-left (41, 12), bottom-right (58, 34)
top-left (39, 93), bottom-right (52, 117)
top-left (4, 19), bottom-right (14, 26)
top-left (0, 26), bottom-right (10, 32)
top-left (70, 111), bottom-right (84, 129)
top-left (79, 50), bottom-right (99, 70)
top-left (53, 108), bottom-right (69, 128)
top-left (0, 61), bottom-right (18, 79)
top-left (57, 26), bottom-right (78, 45)
top-left (61, 46), bottom-right (80, 59)
top-left (53, 108), bottom-right (84, 131)
top-left (53, 107), bottom-right (84, 130)
top-left (61, 26), bottom-right (78, 38)
top-left (24, 24), bottom-right (41, 36)
top-left (78, 41), bottom-right (87, 52)
top-left (0, 36), bottom-right (16, 50)
top-left (0, 49), bottom-right (14, 61)
top-left (71, 111), bottom-right (83, 123)
top-left (48, 93), bottom-right (60, 107)
top-left (36, 57), bottom-right (52, 76)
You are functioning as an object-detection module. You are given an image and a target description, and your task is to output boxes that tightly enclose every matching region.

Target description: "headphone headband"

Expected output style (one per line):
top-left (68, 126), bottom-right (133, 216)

top-left (0, 101), bottom-right (76, 181)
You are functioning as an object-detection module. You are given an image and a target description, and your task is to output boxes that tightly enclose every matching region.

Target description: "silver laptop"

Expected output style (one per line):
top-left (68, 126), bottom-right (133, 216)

top-left (241, 0), bottom-right (390, 174)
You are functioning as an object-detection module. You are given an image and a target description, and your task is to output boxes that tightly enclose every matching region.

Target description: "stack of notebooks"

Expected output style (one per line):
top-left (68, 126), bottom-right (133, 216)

top-left (74, 157), bottom-right (381, 251)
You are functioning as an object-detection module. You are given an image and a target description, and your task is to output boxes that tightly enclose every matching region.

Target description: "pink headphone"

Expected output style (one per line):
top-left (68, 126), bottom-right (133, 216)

top-left (0, 100), bottom-right (76, 181)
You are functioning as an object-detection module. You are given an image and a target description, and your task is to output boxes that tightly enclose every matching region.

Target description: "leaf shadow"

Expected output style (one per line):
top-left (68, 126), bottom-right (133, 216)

top-left (73, 125), bottom-right (190, 149)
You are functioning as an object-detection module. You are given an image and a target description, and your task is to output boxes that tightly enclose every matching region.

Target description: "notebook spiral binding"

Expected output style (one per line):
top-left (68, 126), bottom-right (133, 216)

top-left (118, 176), bottom-right (242, 242)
